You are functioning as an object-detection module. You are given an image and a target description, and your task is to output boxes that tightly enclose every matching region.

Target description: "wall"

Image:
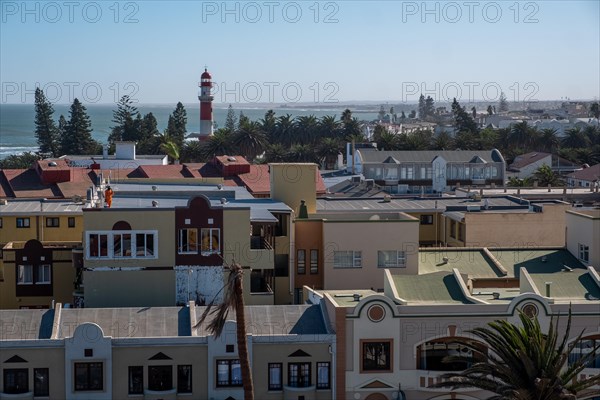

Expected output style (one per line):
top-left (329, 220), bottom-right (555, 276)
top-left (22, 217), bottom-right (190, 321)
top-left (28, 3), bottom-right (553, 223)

top-left (322, 218), bottom-right (419, 292)
top-left (294, 220), bottom-right (324, 293)
top-left (270, 163), bottom-right (317, 214)
top-left (566, 210), bottom-right (600, 269)
top-left (0, 215), bottom-right (83, 244)
top-left (463, 203), bottom-right (570, 247)
top-left (84, 269), bottom-right (175, 308)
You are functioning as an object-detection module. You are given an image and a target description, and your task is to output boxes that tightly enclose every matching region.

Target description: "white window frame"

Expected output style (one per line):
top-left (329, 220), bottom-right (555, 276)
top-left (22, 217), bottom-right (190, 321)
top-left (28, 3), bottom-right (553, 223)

top-left (200, 228), bottom-right (220, 255)
top-left (86, 230), bottom-right (158, 260)
top-left (17, 264), bottom-right (33, 284)
top-left (333, 251), bottom-right (362, 268)
top-left (377, 250), bottom-right (406, 268)
top-left (37, 264), bottom-right (51, 284)
top-left (178, 228), bottom-right (198, 254)
top-left (578, 243), bottom-right (589, 263)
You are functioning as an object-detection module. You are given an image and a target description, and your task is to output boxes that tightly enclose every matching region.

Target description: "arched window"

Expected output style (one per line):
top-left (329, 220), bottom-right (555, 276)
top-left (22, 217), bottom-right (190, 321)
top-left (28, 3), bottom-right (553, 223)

top-left (417, 337), bottom-right (486, 371)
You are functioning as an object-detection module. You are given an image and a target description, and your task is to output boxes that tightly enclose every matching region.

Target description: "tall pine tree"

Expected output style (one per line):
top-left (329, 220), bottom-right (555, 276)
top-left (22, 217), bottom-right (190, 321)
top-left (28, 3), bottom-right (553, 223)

top-left (225, 104), bottom-right (237, 132)
top-left (418, 94), bottom-right (426, 118)
top-left (109, 95), bottom-right (139, 145)
top-left (34, 88), bottom-right (60, 157)
top-left (62, 98), bottom-right (99, 155)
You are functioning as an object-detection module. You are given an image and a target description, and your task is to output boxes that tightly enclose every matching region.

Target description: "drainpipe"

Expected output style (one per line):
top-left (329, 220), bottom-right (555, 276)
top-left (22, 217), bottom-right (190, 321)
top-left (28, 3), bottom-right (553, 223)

top-left (329, 338), bottom-right (336, 400)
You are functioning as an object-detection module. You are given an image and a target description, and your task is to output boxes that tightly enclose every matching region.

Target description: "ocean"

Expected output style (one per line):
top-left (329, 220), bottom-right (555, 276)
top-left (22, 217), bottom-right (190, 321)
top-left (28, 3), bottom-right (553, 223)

top-left (0, 104), bottom-right (379, 159)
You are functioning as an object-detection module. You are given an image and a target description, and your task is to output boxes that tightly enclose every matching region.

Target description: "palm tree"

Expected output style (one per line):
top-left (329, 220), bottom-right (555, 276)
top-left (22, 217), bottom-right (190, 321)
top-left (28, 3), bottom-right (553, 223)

top-left (233, 120), bottom-right (266, 161)
top-left (534, 164), bottom-right (563, 186)
top-left (288, 143), bottom-right (319, 163)
top-left (196, 262), bottom-right (254, 400)
top-left (317, 137), bottom-right (342, 169)
top-left (295, 115), bottom-right (319, 145)
top-left (200, 129), bottom-right (235, 159)
top-left (275, 114), bottom-right (296, 147)
top-left (318, 115), bottom-right (342, 139)
top-left (260, 110), bottom-right (277, 143)
top-left (562, 127), bottom-right (590, 149)
top-left (510, 121), bottom-right (534, 150)
top-left (540, 128), bottom-right (560, 153)
top-left (160, 140), bottom-right (180, 164)
top-left (434, 310), bottom-right (600, 399)
top-left (433, 130), bottom-right (455, 150)
top-left (375, 129), bottom-right (400, 151)
top-left (263, 143), bottom-right (288, 163)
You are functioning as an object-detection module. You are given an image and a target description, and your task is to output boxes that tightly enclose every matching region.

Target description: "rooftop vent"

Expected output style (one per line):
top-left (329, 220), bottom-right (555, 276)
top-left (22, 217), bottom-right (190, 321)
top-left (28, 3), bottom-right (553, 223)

top-left (442, 257), bottom-right (449, 264)
top-left (220, 198), bottom-right (228, 204)
top-left (217, 184), bottom-right (223, 190)
top-left (353, 294), bottom-right (362, 302)
top-left (383, 195), bottom-right (391, 203)
top-left (152, 185), bottom-right (158, 191)
top-left (151, 200), bottom-right (159, 207)
top-left (227, 157), bottom-right (237, 162)
top-left (492, 292), bottom-right (500, 300)
top-left (48, 161), bottom-right (58, 167)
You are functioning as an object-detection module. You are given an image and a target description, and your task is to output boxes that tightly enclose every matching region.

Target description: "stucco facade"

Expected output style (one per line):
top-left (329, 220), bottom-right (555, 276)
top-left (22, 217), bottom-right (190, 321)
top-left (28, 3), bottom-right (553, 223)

top-left (566, 209), bottom-right (600, 270)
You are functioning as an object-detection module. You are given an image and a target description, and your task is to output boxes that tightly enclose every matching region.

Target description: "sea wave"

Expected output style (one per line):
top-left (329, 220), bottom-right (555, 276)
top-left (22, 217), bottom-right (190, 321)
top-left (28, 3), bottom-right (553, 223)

top-left (0, 146), bottom-right (39, 158)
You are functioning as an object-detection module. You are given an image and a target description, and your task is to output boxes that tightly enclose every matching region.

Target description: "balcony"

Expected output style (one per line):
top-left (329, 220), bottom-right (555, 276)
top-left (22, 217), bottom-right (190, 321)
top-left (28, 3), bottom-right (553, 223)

top-left (248, 236), bottom-right (274, 269)
top-left (144, 388), bottom-right (177, 400)
top-left (283, 385), bottom-right (316, 400)
top-left (414, 370), bottom-right (479, 392)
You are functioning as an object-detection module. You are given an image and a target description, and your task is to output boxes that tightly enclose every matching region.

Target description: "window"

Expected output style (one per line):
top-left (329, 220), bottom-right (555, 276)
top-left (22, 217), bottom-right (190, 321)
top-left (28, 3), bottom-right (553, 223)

top-left (46, 217), bottom-right (60, 227)
top-left (16, 218), bottom-right (30, 228)
top-left (113, 233), bottom-right (132, 258)
top-left (87, 231), bottom-right (157, 259)
top-left (34, 368), bottom-right (49, 397)
top-left (457, 223), bottom-right (465, 242)
top-left (568, 336), bottom-right (600, 369)
top-left (177, 365), bottom-right (192, 393)
top-left (362, 340), bottom-right (392, 372)
top-left (297, 249), bottom-right (306, 274)
top-left (420, 215), bottom-right (433, 225)
top-left (148, 365), bottom-right (173, 391)
top-left (136, 233), bottom-right (155, 257)
top-left (128, 366), bottom-right (143, 395)
top-left (288, 363), bottom-right (311, 388)
top-left (418, 339), bottom-right (486, 371)
top-left (179, 228), bottom-right (198, 254)
top-left (201, 228), bottom-right (220, 254)
top-left (333, 251), bottom-right (362, 268)
top-left (316, 362), bottom-right (330, 389)
top-left (68, 217), bottom-right (76, 228)
top-left (310, 249), bottom-right (318, 274)
top-left (217, 359), bottom-right (242, 387)
top-left (17, 265), bottom-right (33, 284)
top-left (89, 233), bottom-right (108, 258)
top-left (268, 363), bottom-right (282, 391)
top-left (579, 244), bottom-right (590, 263)
top-left (3, 369), bottom-right (28, 394)
top-left (37, 265), bottom-right (51, 284)
top-left (74, 362), bottom-right (103, 391)
top-left (377, 251), bottom-right (406, 268)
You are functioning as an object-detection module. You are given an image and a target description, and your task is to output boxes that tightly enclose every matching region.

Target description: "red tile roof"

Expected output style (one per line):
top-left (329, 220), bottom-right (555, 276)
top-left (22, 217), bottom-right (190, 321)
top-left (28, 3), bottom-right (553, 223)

top-left (509, 152), bottom-right (551, 170)
top-left (567, 163), bottom-right (600, 181)
top-left (235, 165), bottom-right (326, 195)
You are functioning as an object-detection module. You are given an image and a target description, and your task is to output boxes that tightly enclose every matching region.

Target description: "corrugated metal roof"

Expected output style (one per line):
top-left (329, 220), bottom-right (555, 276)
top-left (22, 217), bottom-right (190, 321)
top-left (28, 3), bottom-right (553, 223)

top-left (358, 149), bottom-right (503, 164)
top-left (0, 200), bottom-right (84, 215)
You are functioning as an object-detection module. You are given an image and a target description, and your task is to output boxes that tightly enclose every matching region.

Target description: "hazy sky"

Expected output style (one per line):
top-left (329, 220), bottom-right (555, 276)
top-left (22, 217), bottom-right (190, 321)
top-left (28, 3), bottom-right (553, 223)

top-left (1, 1), bottom-right (599, 105)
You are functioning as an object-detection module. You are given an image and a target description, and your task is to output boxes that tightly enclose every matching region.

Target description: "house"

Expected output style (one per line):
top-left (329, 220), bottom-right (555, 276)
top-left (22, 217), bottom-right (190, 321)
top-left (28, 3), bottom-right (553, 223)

top-left (508, 152), bottom-right (580, 179)
top-left (62, 141), bottom-right (168, 169)
top-left (80, 182), bottom-right (293, 308)
top-left (567, 163), bottom-right (600, 189)
top-left (351, 149), bottom-right (506, 193)
top-left (306, 247), bottom-right (600, 400)
top-left (0, 302), bottom-right (333, 399)
top-left (566, 208), bottom-right (600, 270)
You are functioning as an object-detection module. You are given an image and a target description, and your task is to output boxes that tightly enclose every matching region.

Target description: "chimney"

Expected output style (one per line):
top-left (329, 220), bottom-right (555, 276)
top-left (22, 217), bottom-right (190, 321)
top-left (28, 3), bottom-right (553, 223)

top-left (115, 142), bottom-right (136, 160)
top-left (102, 144), bottom-right (108, 160)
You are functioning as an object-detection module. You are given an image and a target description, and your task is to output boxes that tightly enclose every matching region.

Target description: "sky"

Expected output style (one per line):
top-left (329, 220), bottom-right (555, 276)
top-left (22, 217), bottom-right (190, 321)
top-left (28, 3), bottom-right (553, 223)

top-left (1, 0), bottom-right (599, 105)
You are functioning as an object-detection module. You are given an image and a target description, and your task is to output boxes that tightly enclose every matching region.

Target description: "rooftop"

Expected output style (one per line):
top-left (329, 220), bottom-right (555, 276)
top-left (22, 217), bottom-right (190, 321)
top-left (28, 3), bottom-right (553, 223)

top-left (419, 249), bottom-right (502, 278)
top-left (358, 149), bottom-right (505, 164)
top-left (391, 272), bottom-right (470, 304)
top-left (0, 199), bottom-right (84, 215)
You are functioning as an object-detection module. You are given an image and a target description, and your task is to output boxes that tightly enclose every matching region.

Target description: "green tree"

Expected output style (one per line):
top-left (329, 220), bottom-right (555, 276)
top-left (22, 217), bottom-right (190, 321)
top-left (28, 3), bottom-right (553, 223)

top-left (170, 102), bottom-right (188, 148)
top-left (540, 128), bottom-right (560, 153)
top-left (0, 152), bottom-right (41, 169)
top-left (341, 108), bottom-right (353, 124)
top-left (424, 96), bottom-right (435, 118)
top-left (408, 110), bottom-right (417, 119)
top-left (561, 127), bottom-right (590, 149)
top-left (196, 262), bottom-right (254, 400)
top-left (433, 130), bottom-right (455, 150)
top-left (400, 111), bottom-right (406, 120)
top-left (34, 88), bottom-right (60, 157)
top-left (418, 94), bottom-right (426, 118)
top-left (295, 115), bottom-right (319, 145)
top-left (487, 105), bottom-right (494, 115)
top-left (533, 164), bottom-right (563, 186)
top-left (451, 98), bottom-right (479, 134)
top-left (160, 140), bottom-right (180, 164)
top-left (590, 102), bottom-right (599, 119)
top-left (498, 91), bottom-right (509, 112)
top-left (435, 310), bottom-right (600, 399)
top-left (225, 104), bottom-right (237, 133)
top-left (233, 120), bottom-right (266, 161)
top-left (260, 110), bottom-right (277, 142)
top-left (317, 137), bottom-right (342, 169)
top-left (263, 143), bottom-right (288, 163)
top-left (342, 118), bottom-right (362, 141)
top-left (318, 115), bottom-right (342, 139)
top-left (507, 176), bottom-right (533, 187)
top-left (275, 114), bottom-right (296, 147)
top-left (61, 98), bottom-right (99, 155)
top-left (109, 95), bottom-right (139, 145)
top-left (200, 129), bottom-right (235, 159)
top-left (287, 143), bottom-right (319, 163)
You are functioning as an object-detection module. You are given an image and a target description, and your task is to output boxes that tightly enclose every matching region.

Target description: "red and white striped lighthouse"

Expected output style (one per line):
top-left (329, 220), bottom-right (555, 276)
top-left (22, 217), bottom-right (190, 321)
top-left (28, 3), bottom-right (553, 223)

top-left (199, 68), bottom-right (214, 137)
